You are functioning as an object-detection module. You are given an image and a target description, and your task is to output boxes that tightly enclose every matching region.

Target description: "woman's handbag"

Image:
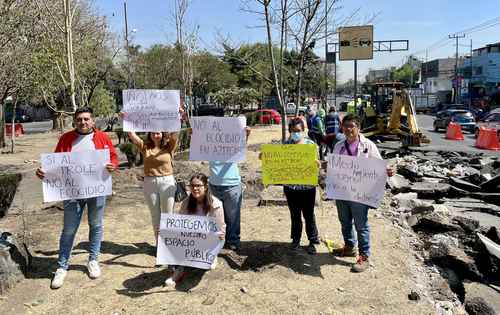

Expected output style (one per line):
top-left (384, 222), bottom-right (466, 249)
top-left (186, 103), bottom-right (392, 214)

top-left (175, 179), bottom-right (188, 202)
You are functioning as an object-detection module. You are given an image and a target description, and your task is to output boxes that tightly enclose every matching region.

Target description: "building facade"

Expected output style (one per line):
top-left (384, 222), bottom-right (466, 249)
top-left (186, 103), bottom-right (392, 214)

top-left (421, 58), bottom-right (463, 94)
top-left (460, 42), bottom-right (500, 94)
top-left (365, 68), bottom-right (393, 83)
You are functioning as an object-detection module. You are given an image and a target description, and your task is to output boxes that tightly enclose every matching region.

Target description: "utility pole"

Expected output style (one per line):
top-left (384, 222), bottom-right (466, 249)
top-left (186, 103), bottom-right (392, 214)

top-left (124, 0), bottom-right (131, 89)
top-left (469, 39), bottom-right (473, 107)
top-left (449, 33), bottom-right (465, 104)
top-left (353, 60), bottom-right (357, 101)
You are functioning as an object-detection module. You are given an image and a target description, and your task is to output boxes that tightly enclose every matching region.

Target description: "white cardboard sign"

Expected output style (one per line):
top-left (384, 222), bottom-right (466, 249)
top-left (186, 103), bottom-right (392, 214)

top-left (41, 149), bottom-right (112, 202)
top-left (326, 153), bottom-right (387, 208)
top-left (189, 116), bottom-right (246, 162)
top-left (157, 213), bottom-right (224, 269)
top-left (122, 89), bottom-right (181, 132)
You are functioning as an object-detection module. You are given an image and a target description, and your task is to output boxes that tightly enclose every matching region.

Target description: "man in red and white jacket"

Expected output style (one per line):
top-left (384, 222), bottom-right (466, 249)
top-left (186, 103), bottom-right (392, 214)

top-left (36, 107), bottom-right (118, 289)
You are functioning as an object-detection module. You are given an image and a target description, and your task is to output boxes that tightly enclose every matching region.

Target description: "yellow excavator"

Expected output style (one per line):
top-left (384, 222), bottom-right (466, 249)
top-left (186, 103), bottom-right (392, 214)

top-left (359, 82), bottom-right (430, 147)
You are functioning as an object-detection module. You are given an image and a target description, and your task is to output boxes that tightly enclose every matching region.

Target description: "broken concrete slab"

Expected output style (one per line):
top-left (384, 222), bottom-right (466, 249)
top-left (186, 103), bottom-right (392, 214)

top-left (480, 174), bottom-right (500, 192)
top-left (430, 244), bottom-right (483, 281)
top-left (449, 177), bottom-right (482, 192)
top-left (409, 182), bottom-right (451, 199)
top-left (477, 233), bottom-right (500, 260)
top-left (412, 213), bottom-right (461, 233)
top-left (463, 282), bottom-right (500, 315)
top-left (451, 216), bottom-right (480, 233)
top-left (0, 232), bottom-right (31, 294)
top-left (387, 174), bottom-right (410, 193)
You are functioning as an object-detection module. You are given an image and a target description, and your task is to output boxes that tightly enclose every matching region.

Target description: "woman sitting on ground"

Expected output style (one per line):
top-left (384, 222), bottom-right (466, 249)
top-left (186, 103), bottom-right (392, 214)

top-left (165, 173), bottom-right (226, 286)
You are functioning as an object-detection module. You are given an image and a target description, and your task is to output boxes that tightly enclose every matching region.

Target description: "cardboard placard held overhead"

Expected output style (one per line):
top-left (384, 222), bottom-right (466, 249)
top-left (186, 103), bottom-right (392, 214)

top-left (189, 116), bottom-right (247, 162)
top-left (122, 89), bottom-right (181, 132)
top-left (339, 25), bottom-right (373, 61)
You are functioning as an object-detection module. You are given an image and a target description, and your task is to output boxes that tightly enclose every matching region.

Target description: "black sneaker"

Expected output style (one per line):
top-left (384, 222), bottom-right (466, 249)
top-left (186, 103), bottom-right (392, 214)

top-left (290, 241), bottom-right (300, 250)
top-left (307, 243), bottom-right (317, 255)
top-left (228, 244), bottom-right (240, 252)
top-left (310, 239), bottom-right (321, 245)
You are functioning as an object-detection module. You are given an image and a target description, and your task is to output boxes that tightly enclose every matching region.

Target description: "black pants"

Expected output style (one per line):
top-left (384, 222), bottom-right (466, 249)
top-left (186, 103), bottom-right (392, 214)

top-left (283, 186), bottom-right (319, 243)
top-left (311, 133), bottom-right (325, 160)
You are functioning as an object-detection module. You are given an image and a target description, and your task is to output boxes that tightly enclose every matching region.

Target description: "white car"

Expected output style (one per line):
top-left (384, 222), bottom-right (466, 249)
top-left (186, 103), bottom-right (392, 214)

top-left (475, 112), bottom-right (500, 138)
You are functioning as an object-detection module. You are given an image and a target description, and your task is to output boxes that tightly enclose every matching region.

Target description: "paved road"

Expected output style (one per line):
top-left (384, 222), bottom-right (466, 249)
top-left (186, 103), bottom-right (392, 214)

top-left (18, 120), bottom-right (53, 134)
top-left (374, 114), bottom-right (500, 156)
top-left (415, 114), bottom-right (487, 153)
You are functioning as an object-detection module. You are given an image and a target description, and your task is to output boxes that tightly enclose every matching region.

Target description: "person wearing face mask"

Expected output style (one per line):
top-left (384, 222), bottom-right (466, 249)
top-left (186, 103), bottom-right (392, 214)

top-left (283, 117), bottom-right (321, 255)
top-left (331, 114), bottom-right (394, 273)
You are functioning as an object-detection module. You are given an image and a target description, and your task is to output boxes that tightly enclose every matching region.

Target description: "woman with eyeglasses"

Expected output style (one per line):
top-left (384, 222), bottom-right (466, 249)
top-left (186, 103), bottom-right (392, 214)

top-left (283, 117), bottom-right (321, 255)
top-left (164, 173), bottom-right (225, 286)
top-left (331, 113), bottom-right (394, 273)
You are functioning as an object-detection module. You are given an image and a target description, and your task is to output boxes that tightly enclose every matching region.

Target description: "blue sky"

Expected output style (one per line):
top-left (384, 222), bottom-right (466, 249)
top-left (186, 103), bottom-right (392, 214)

top-left (95, 0), bottom-right (500, 82)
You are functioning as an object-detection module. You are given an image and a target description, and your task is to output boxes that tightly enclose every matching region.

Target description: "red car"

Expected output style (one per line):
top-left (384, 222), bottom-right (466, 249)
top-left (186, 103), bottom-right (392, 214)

top-left (254, 109), bottom-right (281, 124)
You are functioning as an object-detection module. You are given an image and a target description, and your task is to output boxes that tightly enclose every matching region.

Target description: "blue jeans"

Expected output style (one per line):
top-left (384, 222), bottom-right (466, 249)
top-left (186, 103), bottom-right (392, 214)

top-left (209, 184), bottom-right (242, 247)
top-left (58, 196), bottom-right (106, 269)
top-left (335, 200), bottom-right (370, 257)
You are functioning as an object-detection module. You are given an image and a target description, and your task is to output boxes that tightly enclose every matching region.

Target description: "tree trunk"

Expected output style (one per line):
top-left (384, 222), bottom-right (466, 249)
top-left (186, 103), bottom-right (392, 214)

top-left (63, 0), bottom-right (77, 112)
top-left (10, 96), bottom-right (18, 153)
top-left (0, 89), bottom-right (10, 148)
top-left (0, 102), bottom-right (4, 149)
top-left (262, 1), bottom-right (285, 142)
top-left (279, 0), bottom-right (288, 143)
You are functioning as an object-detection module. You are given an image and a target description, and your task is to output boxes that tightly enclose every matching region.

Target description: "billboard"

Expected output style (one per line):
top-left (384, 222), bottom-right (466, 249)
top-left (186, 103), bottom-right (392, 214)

top-left (339, 25), bottom-right (373, 61)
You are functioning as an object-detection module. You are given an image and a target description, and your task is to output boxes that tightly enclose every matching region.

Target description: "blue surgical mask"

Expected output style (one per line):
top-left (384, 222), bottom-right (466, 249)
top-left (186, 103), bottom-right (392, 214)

top-left (290, 132), bottom-right (302, 142)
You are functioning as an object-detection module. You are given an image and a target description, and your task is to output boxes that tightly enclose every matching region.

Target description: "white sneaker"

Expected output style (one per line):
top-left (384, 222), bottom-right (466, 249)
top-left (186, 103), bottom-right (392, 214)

top-left (51, 268), bottom-right (67, 289)
top-left (87, 260), bottom-right (101, 279)
top-left (164, 267), bottom-right (185, 286)
top-left (210, 258), bottom-right (218, 270)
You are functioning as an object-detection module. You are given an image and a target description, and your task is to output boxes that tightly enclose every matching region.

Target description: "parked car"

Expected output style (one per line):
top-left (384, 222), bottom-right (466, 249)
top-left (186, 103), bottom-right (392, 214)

top-left (433, 109), bottom-right (476, 133)
top-left (253, 109), bottom-right (281, 124)
top-left (194, 104), bottom-right (224, 117)
top-left (475, 112), bottom-right (500, 138)
top-left (4, 111), bottom-right (32, 123)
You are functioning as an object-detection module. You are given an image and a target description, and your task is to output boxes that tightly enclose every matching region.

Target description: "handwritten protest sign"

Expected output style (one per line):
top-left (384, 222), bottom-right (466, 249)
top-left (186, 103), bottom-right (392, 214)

top-left (41, 149), bottom-right (112, 202)
top-left (189, 116), bottom-right (246, 162)
top-left (261, 144), bottom-right (318, 185)
top-left (157, 213), bottom-right (224, 269)
top-left (326, 153), bottom-right (387, 208)
top-left (122, 89), bottom-right (181, 132)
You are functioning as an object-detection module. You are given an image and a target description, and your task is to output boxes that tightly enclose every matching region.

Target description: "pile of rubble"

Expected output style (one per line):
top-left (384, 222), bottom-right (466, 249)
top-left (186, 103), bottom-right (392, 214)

top-left (383, 150), bottom-right (500, 314)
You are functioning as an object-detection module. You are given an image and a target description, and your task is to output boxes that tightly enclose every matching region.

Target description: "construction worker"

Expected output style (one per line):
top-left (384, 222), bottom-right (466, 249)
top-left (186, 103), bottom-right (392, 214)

top-left (308, 108), bottom-right (326, 159)
top-left (324, 106), bottom-right (342, 153)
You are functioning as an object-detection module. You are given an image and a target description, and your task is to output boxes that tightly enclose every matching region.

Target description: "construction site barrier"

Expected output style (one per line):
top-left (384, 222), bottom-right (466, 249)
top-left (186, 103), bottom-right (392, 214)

top-left (445, 122), bottom-right (464, 141)
top-left (5, 123), bottom-right (24, 137)
top-left (475, 127), bottom-right (500, 151)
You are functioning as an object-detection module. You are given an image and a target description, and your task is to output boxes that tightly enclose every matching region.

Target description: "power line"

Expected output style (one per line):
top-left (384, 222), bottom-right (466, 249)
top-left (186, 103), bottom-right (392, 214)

top-left (412, 15), bottom-right (500, 57)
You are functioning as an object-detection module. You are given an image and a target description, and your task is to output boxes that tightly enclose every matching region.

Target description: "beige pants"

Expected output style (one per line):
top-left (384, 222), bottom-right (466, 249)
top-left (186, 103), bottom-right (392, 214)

top-left (143, 175), bottom-right (176, 232)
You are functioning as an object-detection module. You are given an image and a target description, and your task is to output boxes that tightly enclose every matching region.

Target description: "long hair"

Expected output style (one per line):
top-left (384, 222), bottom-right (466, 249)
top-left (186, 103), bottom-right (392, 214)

top-left (145, 132), bottom-right (178, 153)
top-left (186, 173), bottom-right (214, 215)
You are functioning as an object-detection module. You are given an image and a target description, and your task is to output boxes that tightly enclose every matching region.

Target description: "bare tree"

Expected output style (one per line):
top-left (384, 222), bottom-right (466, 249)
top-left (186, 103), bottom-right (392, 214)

top-left (173, 0), bottom-right (198, 118)
top-left (286, 0), bottom-right (339, 115)
top-left (35, 0), bottom-right (77, 112)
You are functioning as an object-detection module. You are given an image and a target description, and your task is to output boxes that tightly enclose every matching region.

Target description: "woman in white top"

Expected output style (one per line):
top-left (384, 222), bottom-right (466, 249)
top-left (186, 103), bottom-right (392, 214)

top-left (164, 173), bottom-right (225, 286)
